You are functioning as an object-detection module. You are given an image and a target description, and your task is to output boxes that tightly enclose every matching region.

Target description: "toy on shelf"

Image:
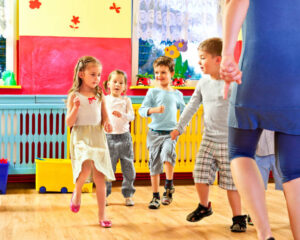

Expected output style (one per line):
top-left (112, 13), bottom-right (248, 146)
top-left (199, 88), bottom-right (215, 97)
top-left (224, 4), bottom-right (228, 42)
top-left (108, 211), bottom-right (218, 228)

top-left (2, 71), bottom-right (17, 86)
top-left (35, 158), bottom-right (93, 193)
top-left (172, 78), bottom-right (186, 87)
top-left (0, 159), bottom-right (9, 194)
top-left (136, 72), bottom-right (153, 86)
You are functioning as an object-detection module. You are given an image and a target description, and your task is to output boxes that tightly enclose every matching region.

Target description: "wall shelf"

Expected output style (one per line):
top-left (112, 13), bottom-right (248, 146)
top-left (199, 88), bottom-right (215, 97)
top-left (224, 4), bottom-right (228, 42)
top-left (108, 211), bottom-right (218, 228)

top-left (130, 85), bottom-right (195, 90)
top-left (0, 85), bottom-right (21, 89)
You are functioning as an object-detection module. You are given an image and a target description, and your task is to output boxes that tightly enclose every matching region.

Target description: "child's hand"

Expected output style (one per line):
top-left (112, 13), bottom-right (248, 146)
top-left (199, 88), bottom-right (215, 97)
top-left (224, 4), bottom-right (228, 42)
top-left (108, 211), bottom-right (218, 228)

top-left (154, 105), bottom-right (165, 113)
top-left (112, 110), bottom-right (122, 118)
top-left (170, 129), bottom-right (180, 140)
top-left (73, 95), bottom-right (80, 108)
top-left (104, 122), bottom-right (113, 133)
top-left (220, 55), bottom-right (242, 99)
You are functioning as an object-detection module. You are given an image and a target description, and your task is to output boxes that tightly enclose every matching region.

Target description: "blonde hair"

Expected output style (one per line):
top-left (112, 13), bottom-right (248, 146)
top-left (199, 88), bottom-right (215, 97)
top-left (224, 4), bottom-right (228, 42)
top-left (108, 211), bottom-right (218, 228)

top-left (103, 70), bottom-right (128, 95)
top-left (68, 56), bottom-right (103, 100)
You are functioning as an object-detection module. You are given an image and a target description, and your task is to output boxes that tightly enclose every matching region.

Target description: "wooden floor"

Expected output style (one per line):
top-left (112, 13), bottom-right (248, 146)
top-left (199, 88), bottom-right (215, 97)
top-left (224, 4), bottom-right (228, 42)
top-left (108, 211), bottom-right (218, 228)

top-left (0, 183), bottom-right (293, 240)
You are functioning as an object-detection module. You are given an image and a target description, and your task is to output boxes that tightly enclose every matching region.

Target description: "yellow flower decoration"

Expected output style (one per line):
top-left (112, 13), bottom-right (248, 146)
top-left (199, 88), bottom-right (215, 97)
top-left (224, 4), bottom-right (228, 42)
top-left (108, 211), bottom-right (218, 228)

top-left (164, 45), bottom-right (180, 59)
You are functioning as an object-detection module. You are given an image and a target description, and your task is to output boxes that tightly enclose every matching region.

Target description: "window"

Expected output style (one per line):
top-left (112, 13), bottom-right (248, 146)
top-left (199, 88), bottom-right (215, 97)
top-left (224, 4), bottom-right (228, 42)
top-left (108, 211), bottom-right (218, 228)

top-left (0, 0), bottom-right (17, 85)
top-left (132, 0), bottom-right (222, 87)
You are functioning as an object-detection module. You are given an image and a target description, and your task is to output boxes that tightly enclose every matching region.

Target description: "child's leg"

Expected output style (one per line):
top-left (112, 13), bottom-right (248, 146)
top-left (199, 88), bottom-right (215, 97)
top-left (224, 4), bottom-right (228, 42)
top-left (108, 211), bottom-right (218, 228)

top-left (227, 190), bottom-right (242, 216)
top-left (255, 155), bottom-right (271, 190)
top-left (164, 162), bottom-right (174, 181)
top-left (92, 163), bottom-right (107, 222)
top-left (269, 154), bottom-right (283, 190)
top-left (120, 133), bottom-right (136, 198)
top-left (73, 160), bottom-right (92, 205)
top-left (147, 131), bottom-right (167, 208)
top-left (105, 134), bottom-right (119, 197)
top-left (160, 137), bottom-right (176, 205)
top-left (186, 139), bottom-right (216, 222)
top-left (193, 138), bottom-right (217, 206)
top-left (151, 174), bottom-right (160, 193)
top-left (195, 183), bottom-right (209, 207)
top-left (161, 137), bottom-right (176, 189)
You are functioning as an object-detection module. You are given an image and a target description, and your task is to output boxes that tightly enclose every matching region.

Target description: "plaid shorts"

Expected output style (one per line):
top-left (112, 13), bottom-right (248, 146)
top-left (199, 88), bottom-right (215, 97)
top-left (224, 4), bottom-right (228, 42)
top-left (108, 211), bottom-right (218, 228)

top-left (193, 138), bottom-right (236, 190)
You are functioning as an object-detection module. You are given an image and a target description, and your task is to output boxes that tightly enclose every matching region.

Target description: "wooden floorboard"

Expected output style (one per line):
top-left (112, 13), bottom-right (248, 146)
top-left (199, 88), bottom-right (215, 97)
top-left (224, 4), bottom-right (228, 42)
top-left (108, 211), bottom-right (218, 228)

top-left (0, 183), bottom-right (292, 240)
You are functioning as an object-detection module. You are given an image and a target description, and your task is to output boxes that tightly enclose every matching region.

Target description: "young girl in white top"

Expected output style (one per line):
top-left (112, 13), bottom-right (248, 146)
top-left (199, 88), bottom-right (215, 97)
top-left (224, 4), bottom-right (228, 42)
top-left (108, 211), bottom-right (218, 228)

top-left (103, 70), bottom-right (136, 206)
top-left (66, 56), bottom-right (115, 228)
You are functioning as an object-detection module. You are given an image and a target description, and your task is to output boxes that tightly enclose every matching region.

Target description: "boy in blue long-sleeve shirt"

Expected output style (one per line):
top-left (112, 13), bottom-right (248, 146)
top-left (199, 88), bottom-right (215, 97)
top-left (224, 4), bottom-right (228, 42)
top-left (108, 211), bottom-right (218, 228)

top-left (139, 56), bottom-right (185, 209)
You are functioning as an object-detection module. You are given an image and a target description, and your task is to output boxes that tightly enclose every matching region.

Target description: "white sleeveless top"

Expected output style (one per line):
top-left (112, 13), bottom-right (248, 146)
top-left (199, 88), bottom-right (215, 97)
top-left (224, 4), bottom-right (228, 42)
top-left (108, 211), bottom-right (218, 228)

top-left (74, 92), bottom-right (102, 126)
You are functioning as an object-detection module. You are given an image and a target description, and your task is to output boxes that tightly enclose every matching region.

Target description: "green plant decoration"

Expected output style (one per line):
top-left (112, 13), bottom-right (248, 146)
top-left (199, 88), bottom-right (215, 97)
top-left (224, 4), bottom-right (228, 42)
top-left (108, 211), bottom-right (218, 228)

top-left (174, 54), bottom-right (188, 79)
top-left (136, 72), bottom-right (154, 79)
top-left (2, 71), bottom-right (16, 86)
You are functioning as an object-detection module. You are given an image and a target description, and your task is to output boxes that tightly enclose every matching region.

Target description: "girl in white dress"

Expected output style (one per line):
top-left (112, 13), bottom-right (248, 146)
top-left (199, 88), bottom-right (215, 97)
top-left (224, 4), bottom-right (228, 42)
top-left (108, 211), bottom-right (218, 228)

top-left (66, 56), bottom-right (115, 228)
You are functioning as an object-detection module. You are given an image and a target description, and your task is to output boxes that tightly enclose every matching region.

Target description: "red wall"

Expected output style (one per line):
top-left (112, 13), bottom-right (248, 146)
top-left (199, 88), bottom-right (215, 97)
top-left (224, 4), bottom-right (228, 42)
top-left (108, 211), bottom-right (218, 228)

top-left (14, 36), bottom-right (132, 95)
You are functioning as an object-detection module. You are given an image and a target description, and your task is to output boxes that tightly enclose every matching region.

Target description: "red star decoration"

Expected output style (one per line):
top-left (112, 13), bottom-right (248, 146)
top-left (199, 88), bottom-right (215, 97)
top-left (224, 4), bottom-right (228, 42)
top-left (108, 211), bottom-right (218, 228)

top-left (110, 3), bottom-right (121, 13)
top-left (71, 16), bottom-right (80, 25)
top-left (29, 0), bottom-right (41, 9)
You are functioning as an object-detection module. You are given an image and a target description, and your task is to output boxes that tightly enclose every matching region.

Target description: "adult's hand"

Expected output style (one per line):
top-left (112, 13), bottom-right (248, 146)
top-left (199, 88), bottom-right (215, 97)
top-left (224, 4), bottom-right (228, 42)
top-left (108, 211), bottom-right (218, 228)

top-left (220, 55), bottom-right (242, 99)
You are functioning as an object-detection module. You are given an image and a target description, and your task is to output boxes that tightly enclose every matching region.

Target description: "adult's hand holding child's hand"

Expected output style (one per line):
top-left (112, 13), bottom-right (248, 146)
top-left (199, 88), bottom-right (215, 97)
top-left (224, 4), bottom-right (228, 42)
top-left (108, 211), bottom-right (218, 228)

top-left (220, 55), bottom-right (242, 99)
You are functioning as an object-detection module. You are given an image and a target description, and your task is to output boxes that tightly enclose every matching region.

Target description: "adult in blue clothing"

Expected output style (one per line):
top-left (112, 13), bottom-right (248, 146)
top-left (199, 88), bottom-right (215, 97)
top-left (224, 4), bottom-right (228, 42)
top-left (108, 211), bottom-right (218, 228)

top-left (220, 0), bottom-right (300, 240)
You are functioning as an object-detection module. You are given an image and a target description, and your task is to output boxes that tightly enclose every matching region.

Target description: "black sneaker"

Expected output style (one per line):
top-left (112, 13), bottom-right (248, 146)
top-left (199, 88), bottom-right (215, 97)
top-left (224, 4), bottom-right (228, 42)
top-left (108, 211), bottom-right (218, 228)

top-left (247, 214), bottom-right (254, 226)
top-left (186, 202), bottom-right (213, 222)
top-left (148, 197), bottom-right (160, 209)
top-left (161, 187), bottom-right (175, 205)
top-left (231, 215), bottom-right (247, 232)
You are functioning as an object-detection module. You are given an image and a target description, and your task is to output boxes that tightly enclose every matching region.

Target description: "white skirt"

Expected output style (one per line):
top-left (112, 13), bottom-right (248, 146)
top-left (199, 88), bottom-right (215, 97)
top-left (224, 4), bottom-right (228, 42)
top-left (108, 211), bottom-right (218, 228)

top-left (70, 125), bottom-right (115, 183)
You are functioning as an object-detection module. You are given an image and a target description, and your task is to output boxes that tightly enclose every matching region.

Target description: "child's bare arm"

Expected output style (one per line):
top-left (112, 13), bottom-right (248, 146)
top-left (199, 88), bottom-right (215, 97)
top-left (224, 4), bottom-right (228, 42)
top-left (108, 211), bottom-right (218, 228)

top-left (170, 129), bottom-right (180, 140)
top-left (66, 94), bottom-right (80, 127)
top-left (147, 105), bottom-right (165, 115)
top-left (101, 96), bottom-right (113, 133)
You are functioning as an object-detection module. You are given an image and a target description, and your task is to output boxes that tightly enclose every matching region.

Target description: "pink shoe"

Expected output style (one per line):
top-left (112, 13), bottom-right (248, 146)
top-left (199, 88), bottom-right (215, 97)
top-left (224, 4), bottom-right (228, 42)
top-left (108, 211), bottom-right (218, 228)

top-left (70, 193), bottom-right (80, 213)
top-left (100, 220), bottom-right (112, 228)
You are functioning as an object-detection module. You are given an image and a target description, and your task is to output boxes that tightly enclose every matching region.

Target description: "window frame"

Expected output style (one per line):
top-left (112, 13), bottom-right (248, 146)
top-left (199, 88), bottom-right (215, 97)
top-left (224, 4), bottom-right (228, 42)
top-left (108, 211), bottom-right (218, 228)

top-left (131, 0), bottom-right (139, 87)
top-left (130, 0), bottom-right (222, 89)
top-left (5, 0), bottom-right (17, 75)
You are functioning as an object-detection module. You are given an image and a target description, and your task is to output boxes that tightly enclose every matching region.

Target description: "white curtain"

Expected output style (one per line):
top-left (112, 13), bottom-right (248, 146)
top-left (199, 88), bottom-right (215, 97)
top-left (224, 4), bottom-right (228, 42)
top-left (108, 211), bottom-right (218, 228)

top-left (0, 0), bottom-right (6, 37)
top-left (137, 0), bottom-right (222, 43)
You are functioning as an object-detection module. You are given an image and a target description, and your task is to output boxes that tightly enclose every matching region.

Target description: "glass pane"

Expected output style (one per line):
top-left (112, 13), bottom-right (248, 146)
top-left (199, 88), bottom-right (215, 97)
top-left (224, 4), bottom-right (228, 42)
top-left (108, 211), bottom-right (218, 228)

top-left (0, 35), bottom-right (6, 78)
top-left (138, 39), bottom-right (202, 81)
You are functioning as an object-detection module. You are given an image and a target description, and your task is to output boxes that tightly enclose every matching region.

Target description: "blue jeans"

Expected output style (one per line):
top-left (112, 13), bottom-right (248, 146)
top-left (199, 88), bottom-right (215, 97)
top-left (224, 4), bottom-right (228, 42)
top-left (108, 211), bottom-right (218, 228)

top-left (255, 155), bottom-right (283, 190)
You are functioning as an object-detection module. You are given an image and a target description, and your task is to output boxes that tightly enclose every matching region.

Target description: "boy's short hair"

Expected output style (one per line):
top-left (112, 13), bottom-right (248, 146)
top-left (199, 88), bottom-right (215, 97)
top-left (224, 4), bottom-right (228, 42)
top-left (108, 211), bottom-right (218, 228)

top-left (153, 56), bottom-right (175, 72)
top-left (198, 37), bottom-right (222, 57)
